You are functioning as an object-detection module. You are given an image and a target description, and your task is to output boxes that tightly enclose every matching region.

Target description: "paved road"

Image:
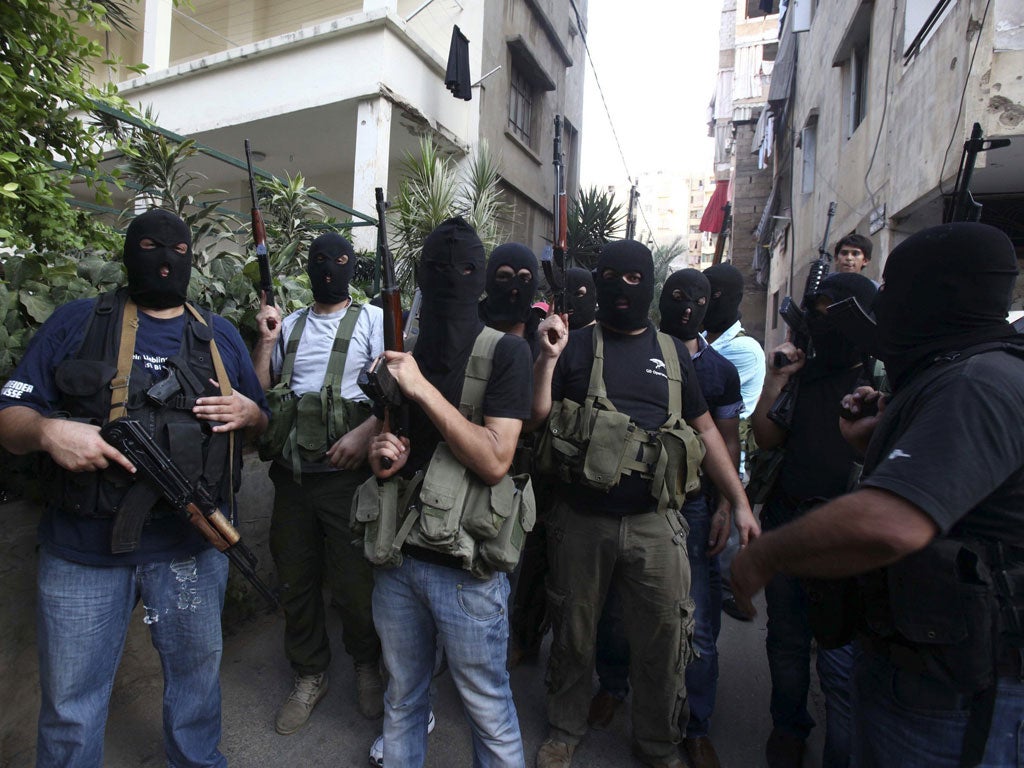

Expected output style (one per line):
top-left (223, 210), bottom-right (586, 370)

top-left (101, 593), bottom-right (828, 768)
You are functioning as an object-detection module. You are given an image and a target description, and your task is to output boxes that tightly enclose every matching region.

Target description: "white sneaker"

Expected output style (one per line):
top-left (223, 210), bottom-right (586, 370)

top-left (368, 710), bottom-right (436, 767)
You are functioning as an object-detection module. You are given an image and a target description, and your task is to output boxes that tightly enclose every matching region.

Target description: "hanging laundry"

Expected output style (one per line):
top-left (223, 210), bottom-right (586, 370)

top-left (445, 25), bottom-right (472, 101)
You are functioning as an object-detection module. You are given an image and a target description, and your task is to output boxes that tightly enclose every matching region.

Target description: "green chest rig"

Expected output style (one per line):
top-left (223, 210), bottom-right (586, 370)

top-left (539, 325), bottom-right (706, 513)
top-left (258, 305), bottom-right (371, 479)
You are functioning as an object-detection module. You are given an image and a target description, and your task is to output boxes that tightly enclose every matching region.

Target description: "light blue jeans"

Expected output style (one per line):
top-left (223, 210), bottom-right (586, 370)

top-left (372, 556), bottom-right (524, 768)
top-left (36, 547), bottom-right (229, 768)
top-left (852, 650), bottom-right (1024, 768)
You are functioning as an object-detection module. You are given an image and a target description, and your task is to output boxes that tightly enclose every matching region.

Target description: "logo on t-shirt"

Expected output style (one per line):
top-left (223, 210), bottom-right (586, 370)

top-left (646, 357), bottom-right (668, 379)
top-left (134, 353), bottom-right (169, 373)
top-left (0, 380), bottom-right (33, 400)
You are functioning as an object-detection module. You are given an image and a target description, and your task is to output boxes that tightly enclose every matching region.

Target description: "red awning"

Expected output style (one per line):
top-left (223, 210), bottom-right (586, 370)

top-left (699, 180), bottom-right (731, 233)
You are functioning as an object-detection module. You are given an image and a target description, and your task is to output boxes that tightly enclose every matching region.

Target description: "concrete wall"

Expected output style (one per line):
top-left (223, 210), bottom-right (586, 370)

top-left (732, 119), bottom-right (771, 342)
top-left (0, 455), bottom-right (277, 768)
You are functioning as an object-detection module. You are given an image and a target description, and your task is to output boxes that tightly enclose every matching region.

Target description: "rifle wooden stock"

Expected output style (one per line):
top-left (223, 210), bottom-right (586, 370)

top-left (550, 114), bottom-right (568, 314)
top-left (245, 139), bottom-right (276, 311)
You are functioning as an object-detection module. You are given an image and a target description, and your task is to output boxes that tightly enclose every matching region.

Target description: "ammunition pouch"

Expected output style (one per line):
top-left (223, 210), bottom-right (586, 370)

top-left (257, 385), bottom-right (297, 462)
top-left (535, 327), bottom-right (704, 512)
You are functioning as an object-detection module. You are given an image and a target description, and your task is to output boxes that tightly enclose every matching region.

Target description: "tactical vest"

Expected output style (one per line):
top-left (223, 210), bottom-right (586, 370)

top-left (353, 327), bottom-right (536, 578)
top-left (258, 305), bottom-right (371, 477)
top-left (858, 340), bottom-right (1024, 767)
top-left (49, 288), bottom-right (239, 552)
top-left (536, 325), bottom-right (706, 513)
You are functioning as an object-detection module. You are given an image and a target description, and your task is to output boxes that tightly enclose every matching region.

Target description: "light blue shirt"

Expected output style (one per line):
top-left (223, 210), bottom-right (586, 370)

top-left (704, 320), bottom-right (765, 417)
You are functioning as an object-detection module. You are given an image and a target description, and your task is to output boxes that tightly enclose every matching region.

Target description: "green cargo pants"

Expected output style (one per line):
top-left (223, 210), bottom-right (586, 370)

top-left (268, 462), bottom-right (380, 674)
top-left (544, 500), bottom-right (695, 760)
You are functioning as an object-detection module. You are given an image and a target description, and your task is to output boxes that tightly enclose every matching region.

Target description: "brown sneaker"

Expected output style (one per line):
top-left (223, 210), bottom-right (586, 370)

top-left (683, 736), bottom-right (722, 768)
top-left (765, 729), bottom-right (805, 768)
top-left (536, 738), bottom-right (576, 768)
top-left (355, 661), bottom-right (385, 720)
top-left (586, 689), bottom-right (621, 728)
top-left (275, 672), bottom-right (328, 735)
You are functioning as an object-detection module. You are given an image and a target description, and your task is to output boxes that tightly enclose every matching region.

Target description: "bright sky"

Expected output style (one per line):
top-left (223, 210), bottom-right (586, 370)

top-left (579, 2), bottom-right (723, 190)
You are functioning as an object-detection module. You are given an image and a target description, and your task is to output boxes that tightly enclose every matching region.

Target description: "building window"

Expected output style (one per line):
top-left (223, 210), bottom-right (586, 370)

top-left (800, 115), bottom-right (817, 194)
top-left (508, 64), bottom-right (535, 146)
top-left (846, 42), bottom-right (869, 137)
top-left (903, 0), bottom-right (954, 59)
top-left (745, 0), bottom-right (779, 18)
top-left (772, 290), bottom-right (780, 330)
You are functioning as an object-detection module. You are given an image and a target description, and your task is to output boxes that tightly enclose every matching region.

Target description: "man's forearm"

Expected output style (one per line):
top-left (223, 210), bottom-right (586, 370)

top-left (251, 340), bottom-right (275, 391)
top-left (527, 355), bottom-right (557, 430)
top-left (692, 414), bottom-right (746, 510)
top-left (750, 374), bottom-right (787, 449)
top-left (0, 406), bottom-right (51, 455)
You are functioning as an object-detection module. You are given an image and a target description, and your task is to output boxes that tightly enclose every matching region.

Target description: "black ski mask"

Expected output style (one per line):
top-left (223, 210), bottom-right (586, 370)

top-left (307, 232), bottom-right (355, 305)
top-left (702, 263), bottom-right (745, 333)
top-left (123, 209), bottom-right (193, 309)
top-left (659, 269), bottom-right (710, 341)
top-left (873, 223), bottom-right (1018, 388)
top-left (415, 217), bottom-right (486, 381)
top-left (805, 272), bottom-right (878, 371)
top-left (566, 267), bottom-right (597, 330)
top-left (481, 243), bottom-right (537, 326)
top-left (595, 240), bottom-right (655, 332)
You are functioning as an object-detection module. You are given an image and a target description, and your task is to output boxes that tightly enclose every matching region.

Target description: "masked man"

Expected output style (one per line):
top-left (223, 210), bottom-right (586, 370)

top-left (480, 241), bottom-right (540, 352)
top-left (252, 233), bottom-right (385, 733)
top-left (733, 223), bottom-right (1024, 768)
top-left (0, 208), bottom-right (268, 767)
top-left (532, 241), bottom-right (756, 768)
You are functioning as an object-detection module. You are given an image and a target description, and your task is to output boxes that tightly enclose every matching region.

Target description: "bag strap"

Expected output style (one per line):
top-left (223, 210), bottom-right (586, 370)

top-left (322, 303), bottom-right (363, 390)
top-left (278, 309), bottom-right (309, 388)
top-left (655, 331), bottom-right (684, 427)
top-left (108, 298), bottom-right (139, 422)
top-left (459, 326), bottom-right (504, 424)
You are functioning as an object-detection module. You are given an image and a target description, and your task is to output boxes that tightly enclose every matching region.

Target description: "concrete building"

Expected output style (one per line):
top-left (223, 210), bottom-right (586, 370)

top-left (86, 0), bottom-right (587, 253)
top-left (687, 172), bottom-right (719, 269)
top-left (708, 0), bottom-right (780, 343)
top-left (758, 0), bottom-right (1024, 349)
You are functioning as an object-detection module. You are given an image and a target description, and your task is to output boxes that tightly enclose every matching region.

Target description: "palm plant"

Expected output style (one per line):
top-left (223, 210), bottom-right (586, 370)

top-left (567, 186), bottom-right (626, 270)
top-left (388, 138), bottom-right (512, 297)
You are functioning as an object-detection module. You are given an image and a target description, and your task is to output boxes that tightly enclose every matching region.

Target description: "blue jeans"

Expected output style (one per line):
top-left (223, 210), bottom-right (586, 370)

top-left (595, 497), bottom-right (720, 737)
top-left (372, 557), bottom-right (523, 768)
top-left (36, 546), bottom-right (229, 768)
top-left (764, 571), bottom-right (854, 768)
top-left (852, 650), bottom-right (1024, 768)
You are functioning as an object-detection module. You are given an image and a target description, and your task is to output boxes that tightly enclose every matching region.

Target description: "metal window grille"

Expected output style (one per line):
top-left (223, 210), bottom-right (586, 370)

top-left (508, 65), bottom-right (534, 145)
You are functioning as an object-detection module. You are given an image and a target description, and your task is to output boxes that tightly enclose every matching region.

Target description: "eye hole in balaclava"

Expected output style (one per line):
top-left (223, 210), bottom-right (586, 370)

top-left (565, 267), bottom-right (597, 329)
top-left (123, 209), bottom-right (193, 310)
top-left (594, 240), bottom-right (655, 332)
top-left (307, 233), bottom-right (356, 305)
top-left (481, 242), bottom-right (537, 326)
top-left (701, 263), bottom-right (745, 334)
top-left (659, 269), bottom-right (710, 341)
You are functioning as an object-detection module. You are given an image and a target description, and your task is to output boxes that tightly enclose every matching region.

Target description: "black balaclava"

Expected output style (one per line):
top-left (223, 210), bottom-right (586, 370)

top-left (594, 240), bottom-right (655, 332)
top-left (308, 232), bottom-right (355, 305)
top-left (659, 269), bottom-right (710, 341)
top-left (566, 267), bottom-right (597, 330)
top-left (481, 243), bottom-right (537, 326)
top-left (702, 263), bottom-right (745, 333)
top-left (123, 209), bottom-right (192, 309)
top-left (805, 272), bottom-right (878, 371)
top-left (874, 222), bottom-right (1018, 388)
top-left (415, 217), bottom-right (486, 380)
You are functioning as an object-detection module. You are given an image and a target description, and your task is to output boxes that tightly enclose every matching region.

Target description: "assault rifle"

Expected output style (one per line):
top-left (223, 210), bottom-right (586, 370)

top-left (767, 201), bottom-right (836, 429)
top-left (541, 115), bottom-right (569, 316)
top-left (711, 201), bottom-right (732, 266)
top-left (100, 418), bottom-right (279, 610)
top-left (358, 188), bottom-right (408, 469)
top-left (944, 122), bottom-right (1010, 223)
top-left (245, 139), bottom-right (277, 330)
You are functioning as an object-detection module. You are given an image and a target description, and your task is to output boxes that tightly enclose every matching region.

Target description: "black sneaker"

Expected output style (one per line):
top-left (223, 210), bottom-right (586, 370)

top-left (722, 596), bottom-right (754, 622)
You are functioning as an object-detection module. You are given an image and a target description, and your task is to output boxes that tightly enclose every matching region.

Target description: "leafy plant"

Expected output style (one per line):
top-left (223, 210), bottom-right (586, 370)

top-left (567, 186), bottom-right (626, 270)
top-left (388, 138), bottom-right (512, 297)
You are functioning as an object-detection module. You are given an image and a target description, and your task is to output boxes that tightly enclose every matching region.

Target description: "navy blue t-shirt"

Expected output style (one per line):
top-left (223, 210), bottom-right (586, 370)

top-left (551, 323), bottom-right (708, 516)
top-left (0, 297), bottom-right (270, 566)
top-left (691, 337), bottom-right (743, 420)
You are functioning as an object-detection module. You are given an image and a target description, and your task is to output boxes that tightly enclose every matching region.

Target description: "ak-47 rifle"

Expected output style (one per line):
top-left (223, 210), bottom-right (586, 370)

top-left (767, 201), bottom-right (836, 429)
top-left (542, 115), bottom-right (569, 316)
top-left (100, 418), bottom-right (279, 610)
top-left (245, 140), bottom-right (276, 330)
top-left (944, 122), bottom-right (1010, 223)
top-left (357, 188), bottom-right (408, 469)
top-left (711, 201), bottom-right (732, 266)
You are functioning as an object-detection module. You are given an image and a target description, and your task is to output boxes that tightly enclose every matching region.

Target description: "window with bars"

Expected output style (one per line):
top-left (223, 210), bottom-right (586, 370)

top-left (508, 64), bottom-right (535, 146)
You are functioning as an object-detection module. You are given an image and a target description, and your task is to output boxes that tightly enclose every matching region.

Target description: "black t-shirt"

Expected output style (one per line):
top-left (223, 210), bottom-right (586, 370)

top-left (771, 364), bottom-right (866, 510)
top-left (861, 351), bottom-right (1024, 545)
top-left (402, 332), bottom-right (533, 477)
top-left (551, 323), bottom-right (708, 516)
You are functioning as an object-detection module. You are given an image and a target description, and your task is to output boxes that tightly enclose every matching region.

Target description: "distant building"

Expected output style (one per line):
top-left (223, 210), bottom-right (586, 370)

top-left (85, 0), bottom-right (588, 254)
top-left (758, 0), bottom-right (1024, 349)
top-left (708, 0), bottom-right (780, 343)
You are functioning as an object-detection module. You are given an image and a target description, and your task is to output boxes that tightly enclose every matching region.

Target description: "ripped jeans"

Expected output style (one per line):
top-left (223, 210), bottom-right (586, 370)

top-left (36, 546), bottom-right (229, 768)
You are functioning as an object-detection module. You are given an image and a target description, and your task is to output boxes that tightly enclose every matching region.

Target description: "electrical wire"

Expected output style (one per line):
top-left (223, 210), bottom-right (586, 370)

top-left (937, 0), bottom-right (993, 195)
top-left (863, 0), bottom-right (898, 212)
